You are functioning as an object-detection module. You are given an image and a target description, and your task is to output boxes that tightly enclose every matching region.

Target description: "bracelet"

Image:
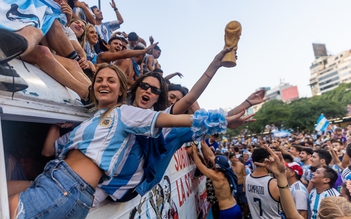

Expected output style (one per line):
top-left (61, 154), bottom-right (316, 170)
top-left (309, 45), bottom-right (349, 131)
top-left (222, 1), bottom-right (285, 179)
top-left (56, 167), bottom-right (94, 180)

top-left (245, 99), bottom-right (252, 107)
top-left (204, 73), bottom-right (212, 79)
top-left (114, 7), bottom-right (118, 11)
top-left (277, 184), bottom-right (289, 189)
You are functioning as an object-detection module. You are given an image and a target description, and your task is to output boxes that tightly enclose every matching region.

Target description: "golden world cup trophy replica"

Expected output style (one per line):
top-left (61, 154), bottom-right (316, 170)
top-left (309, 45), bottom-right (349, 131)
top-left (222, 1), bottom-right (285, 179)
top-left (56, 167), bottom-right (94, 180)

top-left (221, 21), bottom-right (242, 67)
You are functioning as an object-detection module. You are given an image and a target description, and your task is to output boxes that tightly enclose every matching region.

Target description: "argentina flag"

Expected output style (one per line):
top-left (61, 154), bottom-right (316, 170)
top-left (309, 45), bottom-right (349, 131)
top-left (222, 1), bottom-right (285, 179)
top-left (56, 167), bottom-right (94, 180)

top-left (315, 114), bottom-right (329, 132)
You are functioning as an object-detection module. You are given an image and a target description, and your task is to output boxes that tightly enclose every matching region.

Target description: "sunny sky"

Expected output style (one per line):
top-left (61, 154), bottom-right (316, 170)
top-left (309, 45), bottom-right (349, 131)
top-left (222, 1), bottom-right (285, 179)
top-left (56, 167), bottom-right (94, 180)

top-left (85, 0), bottom-right (351, 110)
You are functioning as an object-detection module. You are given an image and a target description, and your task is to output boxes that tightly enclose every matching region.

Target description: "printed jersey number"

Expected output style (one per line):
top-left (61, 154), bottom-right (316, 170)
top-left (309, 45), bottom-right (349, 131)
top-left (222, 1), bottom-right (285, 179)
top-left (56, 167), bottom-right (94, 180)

top-left (253, 197), bottom-right (263, 216)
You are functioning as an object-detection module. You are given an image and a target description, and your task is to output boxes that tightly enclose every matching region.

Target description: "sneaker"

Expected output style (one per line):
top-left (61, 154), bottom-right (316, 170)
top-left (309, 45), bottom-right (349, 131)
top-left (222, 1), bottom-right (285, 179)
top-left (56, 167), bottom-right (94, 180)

top-left (0, 63), bottom-right (28, 92)
top-left (80, 97), bottom-right (94, 109)
top-left (80, 86), bottom-right (95, 109)
top-left (0, 29), bottom-right (28, 64)
top-left (83, 68), bottom-right (94, 81)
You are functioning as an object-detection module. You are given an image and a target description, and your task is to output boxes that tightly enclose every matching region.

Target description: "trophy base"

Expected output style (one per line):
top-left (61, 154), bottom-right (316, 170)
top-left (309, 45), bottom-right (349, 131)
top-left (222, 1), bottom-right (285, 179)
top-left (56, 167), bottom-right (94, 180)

top-left (221, 61), bottom-right (236, 67)
top-left (221, 52), bottom-right (237, 67)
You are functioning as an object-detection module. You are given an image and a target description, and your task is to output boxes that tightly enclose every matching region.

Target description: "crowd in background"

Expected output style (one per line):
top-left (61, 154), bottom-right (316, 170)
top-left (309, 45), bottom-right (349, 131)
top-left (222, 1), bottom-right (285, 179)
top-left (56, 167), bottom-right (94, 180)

top-left (204, 124), bottom-right (351, 218)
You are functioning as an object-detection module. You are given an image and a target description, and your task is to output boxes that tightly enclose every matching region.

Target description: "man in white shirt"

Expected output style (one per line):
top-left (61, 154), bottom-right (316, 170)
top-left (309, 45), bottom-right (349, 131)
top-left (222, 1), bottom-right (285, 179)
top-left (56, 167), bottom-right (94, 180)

top-left (285, 162), bottom-right (308, 219)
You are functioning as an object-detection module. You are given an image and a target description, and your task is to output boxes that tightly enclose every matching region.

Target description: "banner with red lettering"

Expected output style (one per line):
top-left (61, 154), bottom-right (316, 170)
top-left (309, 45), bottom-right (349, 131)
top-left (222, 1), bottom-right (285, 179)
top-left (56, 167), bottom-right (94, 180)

top-left (87, 146), bottom-right (211, 219)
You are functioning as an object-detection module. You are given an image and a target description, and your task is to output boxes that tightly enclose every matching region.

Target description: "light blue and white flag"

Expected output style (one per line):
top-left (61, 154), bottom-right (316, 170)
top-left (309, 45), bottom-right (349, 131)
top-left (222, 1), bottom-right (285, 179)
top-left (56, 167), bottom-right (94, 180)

top-left (315, 114), bottom-right (329, 132)
top-left (272, 129), bottom-right (290, 138)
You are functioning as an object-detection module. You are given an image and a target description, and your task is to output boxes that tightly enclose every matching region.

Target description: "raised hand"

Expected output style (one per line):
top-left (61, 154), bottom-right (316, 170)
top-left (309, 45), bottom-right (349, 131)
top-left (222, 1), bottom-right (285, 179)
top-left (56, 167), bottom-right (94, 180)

top-left (213, 47), bottom-right (234, 69)
top-left (110, 0), bottom-right (116, 9)
top-left (246, 89), bottom-right (268, 106)
top-left (149, 36), bottom-right (154, 45)
top-left (254, 144), bottom-right (286, 176)
top-left (145, 42), bottom-right (158, 53)
top-left (226, 110), bottom-right (256, 129)
top-left (60, 2), bottom-right (73, 25)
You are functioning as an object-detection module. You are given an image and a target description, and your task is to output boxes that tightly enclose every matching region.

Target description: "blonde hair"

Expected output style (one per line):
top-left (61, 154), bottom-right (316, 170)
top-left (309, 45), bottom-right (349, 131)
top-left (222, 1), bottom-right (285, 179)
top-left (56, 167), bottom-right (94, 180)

top-left (318, 196), bottom-right (351, 219)
top-left (85, 24), bottom-right (96, 48)
top-left (90, 63), bottom-right (128, 120)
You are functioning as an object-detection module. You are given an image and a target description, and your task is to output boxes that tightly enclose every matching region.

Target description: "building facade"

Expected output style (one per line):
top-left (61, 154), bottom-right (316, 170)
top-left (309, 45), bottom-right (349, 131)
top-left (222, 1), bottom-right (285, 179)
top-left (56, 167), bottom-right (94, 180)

top-left (309, 45), bottom-right (351, 96)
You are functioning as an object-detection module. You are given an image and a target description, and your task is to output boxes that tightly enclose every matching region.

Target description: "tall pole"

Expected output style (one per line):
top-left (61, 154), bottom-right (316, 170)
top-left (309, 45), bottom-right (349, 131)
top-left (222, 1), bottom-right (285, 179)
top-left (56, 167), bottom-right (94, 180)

top-left (98, 0), bottom-right (101, 9)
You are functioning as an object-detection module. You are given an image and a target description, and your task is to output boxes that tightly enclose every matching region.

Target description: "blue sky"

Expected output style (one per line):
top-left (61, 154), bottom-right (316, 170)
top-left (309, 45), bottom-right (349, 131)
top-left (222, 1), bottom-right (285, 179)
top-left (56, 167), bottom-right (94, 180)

top-left (85, 0), bottom-right (351, 110)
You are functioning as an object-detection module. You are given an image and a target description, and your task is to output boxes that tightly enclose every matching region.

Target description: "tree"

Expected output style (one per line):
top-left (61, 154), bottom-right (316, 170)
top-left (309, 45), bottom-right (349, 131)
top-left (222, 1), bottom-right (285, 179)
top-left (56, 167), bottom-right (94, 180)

top-left (247, 100), bottom-right (291, 133)
top-left (319, 83), bottom-right (351, 105)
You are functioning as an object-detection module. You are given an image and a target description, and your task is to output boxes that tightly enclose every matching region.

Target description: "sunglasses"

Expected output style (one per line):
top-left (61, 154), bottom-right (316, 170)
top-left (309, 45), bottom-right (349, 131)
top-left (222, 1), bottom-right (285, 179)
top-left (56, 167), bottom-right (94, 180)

top-left (139, 82), bottom-right (162, 95)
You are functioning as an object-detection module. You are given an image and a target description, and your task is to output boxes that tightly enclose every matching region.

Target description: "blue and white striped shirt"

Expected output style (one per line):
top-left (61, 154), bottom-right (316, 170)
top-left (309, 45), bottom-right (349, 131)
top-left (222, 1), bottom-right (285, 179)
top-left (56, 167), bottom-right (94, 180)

top-left (96, 106), bottom-right (193, 201)
top-left (308, 188), bottom-right (339, 219)
top-left (54, 105), bottom-right (161, 182)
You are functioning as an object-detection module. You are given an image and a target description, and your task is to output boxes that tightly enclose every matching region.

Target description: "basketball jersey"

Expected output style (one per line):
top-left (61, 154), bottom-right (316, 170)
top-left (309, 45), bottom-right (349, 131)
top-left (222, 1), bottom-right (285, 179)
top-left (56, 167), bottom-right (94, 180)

top-left (245, 174), bottom-right (280, 219)
top-left (309, 188), bottom-right (340, 219)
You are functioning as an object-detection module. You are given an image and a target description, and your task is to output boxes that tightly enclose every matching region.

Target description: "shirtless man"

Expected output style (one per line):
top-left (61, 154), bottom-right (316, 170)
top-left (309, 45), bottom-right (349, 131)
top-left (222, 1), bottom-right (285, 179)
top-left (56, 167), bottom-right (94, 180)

top-left (187, 141), bottom-right (241, 219)
top-left (229, 153), bottom-right (248, 217)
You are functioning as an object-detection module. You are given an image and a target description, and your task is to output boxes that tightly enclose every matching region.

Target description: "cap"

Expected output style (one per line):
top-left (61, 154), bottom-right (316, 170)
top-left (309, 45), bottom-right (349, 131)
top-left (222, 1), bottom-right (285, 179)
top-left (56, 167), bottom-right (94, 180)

top-left (242, 149), bottom-right (251, 155)
top-left (285, 162), bottom-right (303, 176)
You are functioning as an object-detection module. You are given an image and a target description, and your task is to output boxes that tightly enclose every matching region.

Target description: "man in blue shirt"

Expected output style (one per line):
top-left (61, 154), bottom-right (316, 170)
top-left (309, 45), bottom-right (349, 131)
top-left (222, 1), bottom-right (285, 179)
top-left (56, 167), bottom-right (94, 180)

top-left (205, 134), bottom-right (219, 153)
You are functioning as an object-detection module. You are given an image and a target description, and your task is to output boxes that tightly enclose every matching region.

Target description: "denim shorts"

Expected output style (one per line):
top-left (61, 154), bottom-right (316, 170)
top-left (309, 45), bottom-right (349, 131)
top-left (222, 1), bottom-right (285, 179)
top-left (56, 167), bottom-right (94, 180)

top-left (16, 159), bottom-right (95, 219)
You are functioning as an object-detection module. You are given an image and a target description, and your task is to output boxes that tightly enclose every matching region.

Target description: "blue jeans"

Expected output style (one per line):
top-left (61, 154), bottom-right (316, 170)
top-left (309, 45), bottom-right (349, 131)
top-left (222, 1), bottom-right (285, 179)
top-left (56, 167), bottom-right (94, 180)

top-left (235, 184), bottom-right (247, 204)
top-left (16, 159), bottom-right (95, 219)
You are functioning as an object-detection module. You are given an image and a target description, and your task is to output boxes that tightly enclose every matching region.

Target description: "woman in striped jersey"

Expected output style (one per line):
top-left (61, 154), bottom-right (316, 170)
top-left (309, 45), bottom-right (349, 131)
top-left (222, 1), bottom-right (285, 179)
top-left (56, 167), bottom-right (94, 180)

top-left (92, 47), bottom-right (266, 205)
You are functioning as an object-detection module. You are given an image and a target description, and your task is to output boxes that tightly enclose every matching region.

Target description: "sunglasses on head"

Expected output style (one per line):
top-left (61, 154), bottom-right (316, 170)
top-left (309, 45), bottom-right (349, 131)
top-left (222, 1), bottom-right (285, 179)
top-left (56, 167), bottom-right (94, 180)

top-left (139, 82), bottom-right (162, 95)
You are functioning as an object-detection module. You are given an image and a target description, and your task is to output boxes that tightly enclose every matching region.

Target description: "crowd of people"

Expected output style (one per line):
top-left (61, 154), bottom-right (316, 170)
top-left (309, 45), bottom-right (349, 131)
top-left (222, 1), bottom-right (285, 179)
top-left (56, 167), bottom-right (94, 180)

top-left (192, 125), bottom-right (351, 218)
top-left (1, 0), bottom-right (351, 219)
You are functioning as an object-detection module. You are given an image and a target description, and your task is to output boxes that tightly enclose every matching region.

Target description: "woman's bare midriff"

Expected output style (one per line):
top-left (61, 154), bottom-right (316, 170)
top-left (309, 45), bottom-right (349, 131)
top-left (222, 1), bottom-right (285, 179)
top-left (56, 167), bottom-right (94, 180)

top-left (64, 149), bottom-right (103, 188)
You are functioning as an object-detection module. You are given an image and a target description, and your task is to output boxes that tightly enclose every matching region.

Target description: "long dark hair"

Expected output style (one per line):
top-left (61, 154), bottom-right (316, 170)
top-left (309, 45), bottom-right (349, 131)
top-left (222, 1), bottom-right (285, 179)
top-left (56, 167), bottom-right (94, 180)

top-left (129, 72), bottom-right (168, 111)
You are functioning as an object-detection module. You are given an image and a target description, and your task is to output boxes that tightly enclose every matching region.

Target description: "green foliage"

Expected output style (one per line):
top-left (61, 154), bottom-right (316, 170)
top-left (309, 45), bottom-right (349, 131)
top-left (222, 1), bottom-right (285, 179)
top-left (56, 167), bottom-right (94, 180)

top-left (319, 83), bottom-right (351, 105)
top-left (241, 85), bottom-right (350, 134)
top-left (249, 100), bottom-right (291, 133)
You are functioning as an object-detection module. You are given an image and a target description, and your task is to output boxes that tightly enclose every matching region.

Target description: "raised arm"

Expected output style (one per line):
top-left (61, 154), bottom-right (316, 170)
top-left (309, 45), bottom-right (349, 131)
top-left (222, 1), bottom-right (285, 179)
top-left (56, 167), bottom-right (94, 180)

top-left (97, 43), bottom-right (157, 63)
top-left (277, 145), bottom-right (294, 157)
top-left (328, 141), bottom-right (344, 171)
top-left (110, 0), bottom-right (124, 25)
top-left (171, 47), bottom-right (233, 115)
top-left (164, 72), bottom-right (183, 81)
top-left (186, 143), bottom-right (218, 180)
top-left (227, 89), bottom-right (267, 116)
top-left (138, 36), bottom-right (147, 47)
top-left (200, 140), bottom-right (216, 165)
top-left (342, 144), bottom-right (350, 169)
top-left (74, 1), bottom-right (96, 25)
top-left (186, 101), bottom-right (200, 115)
top-left (254, 144), bottom-right (304, 219)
